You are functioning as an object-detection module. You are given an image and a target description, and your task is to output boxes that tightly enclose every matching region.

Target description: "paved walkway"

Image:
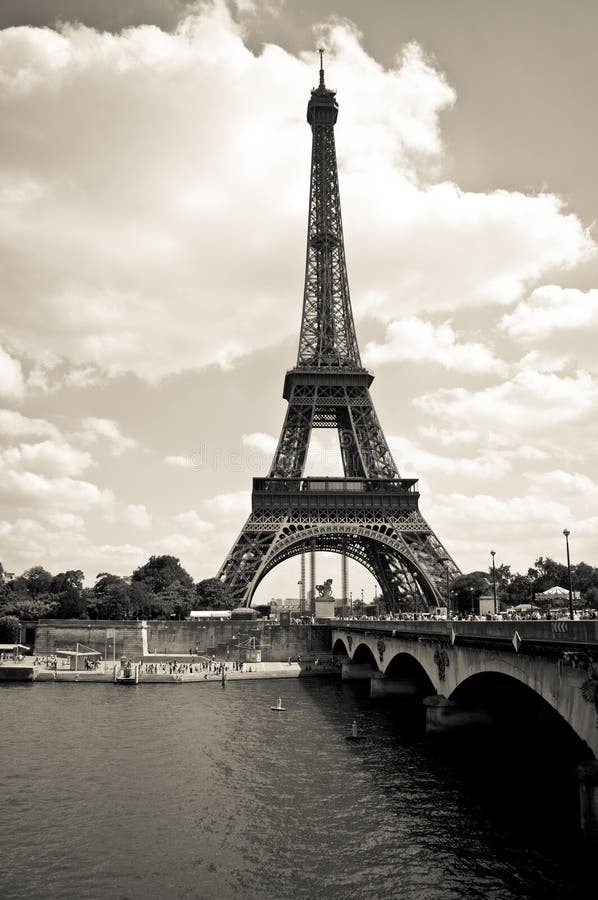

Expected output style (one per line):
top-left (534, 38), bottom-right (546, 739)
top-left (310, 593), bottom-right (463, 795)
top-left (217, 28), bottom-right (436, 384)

top-left (26, 658), bottom-right (341, 684)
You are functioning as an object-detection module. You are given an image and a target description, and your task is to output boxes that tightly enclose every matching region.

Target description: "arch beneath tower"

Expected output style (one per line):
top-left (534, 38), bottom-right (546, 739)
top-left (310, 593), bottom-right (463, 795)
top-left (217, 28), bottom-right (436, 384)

top-left (247, 524), bottom-right (440, 608)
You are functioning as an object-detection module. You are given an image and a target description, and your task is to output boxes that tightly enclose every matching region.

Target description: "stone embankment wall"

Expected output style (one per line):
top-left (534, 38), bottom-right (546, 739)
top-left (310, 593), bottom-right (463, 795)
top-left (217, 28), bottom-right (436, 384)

top-left (34, 620), bottom-right (331, 662)
top-left (34, 620), bottom-right (143, 659)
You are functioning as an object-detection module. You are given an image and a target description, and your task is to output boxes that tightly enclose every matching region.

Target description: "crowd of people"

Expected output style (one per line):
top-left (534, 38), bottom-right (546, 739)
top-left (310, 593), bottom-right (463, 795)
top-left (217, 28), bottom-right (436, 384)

top-left (142, 657), bottom-right (251, 676)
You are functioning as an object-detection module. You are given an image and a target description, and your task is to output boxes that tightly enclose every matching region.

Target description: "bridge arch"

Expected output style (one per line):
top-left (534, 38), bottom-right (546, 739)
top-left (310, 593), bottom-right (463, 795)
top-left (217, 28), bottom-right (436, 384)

top-left (249, 525), bottom-right (440, 607)
top-left (383, 651), bottom-right (436, 697)
top-left (332, 637), bottom-right (349, 656)
top-left (450, 669), bottom-right (594, 761)
top-left (352, 642), bottom-right (379, 667)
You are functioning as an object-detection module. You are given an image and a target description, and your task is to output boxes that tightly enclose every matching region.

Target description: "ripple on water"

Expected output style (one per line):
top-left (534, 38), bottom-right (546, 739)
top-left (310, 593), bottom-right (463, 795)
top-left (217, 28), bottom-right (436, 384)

top-left (0, 679), bottom-right (594, 900)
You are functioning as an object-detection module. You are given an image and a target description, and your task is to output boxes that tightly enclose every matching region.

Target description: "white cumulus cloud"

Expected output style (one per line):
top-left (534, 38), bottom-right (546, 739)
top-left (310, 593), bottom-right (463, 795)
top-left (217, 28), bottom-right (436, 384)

top-left (364, 317), bottom-right (507, 374)
top-left (501, 285), bottom-right (598, 341)
top-left (0, 345), bottom-right (25, 397)
top-left (0, 4), bottom-right (592, 385)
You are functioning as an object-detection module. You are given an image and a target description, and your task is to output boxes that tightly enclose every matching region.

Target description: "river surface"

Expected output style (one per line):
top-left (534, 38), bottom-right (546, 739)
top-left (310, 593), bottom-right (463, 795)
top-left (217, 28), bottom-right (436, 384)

top-left (0, 678), bottom-right (594, 899)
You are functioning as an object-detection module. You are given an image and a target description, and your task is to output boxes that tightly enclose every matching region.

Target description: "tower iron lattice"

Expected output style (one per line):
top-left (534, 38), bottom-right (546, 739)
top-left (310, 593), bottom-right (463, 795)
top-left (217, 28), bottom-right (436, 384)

top-left (218, 54), bottom-right (460, 610)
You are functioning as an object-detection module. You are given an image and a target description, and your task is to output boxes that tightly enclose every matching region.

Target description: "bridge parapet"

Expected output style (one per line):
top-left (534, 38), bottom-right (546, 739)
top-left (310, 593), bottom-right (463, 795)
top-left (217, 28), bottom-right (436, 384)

top-left (332, 619), bottom-right (598, 651)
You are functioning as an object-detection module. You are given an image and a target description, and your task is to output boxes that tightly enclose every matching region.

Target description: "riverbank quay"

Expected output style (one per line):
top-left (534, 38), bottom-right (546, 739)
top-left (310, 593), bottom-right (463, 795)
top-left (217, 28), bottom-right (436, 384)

top-left (30, 618), bottom-right (332, 662)
top-left (1, 657), bottom-right (341, 684)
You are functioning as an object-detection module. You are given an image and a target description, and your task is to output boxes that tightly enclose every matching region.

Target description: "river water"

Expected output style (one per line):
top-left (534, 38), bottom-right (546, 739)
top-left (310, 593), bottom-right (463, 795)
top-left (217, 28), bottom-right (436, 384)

top-left (0, 678), bottom-right (593, 900)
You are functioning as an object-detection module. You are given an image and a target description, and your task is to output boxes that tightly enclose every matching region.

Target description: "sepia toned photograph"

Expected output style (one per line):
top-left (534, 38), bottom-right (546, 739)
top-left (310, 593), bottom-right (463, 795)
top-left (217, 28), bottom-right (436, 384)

top-left (1, 2), bottom-right (598, 898)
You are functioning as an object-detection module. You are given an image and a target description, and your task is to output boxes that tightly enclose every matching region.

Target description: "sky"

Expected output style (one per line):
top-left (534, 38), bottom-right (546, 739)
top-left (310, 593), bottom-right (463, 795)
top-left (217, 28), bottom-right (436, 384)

top-left (1, 0), bottom-right (597, 601)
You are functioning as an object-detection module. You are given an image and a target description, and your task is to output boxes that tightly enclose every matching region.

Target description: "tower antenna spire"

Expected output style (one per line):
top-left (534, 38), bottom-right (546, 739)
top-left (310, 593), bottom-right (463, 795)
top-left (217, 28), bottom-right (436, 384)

top-left (319, 47), bottom-right (325, 87)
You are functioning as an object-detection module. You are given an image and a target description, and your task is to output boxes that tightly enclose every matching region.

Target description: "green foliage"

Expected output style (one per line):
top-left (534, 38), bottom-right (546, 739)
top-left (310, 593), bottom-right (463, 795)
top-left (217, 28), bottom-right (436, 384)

top-left (91, 574), bottom-right (131, 620)
top-left (132, 555), bottom-right (193, 593)
top-left (51, 570), bottom-right (86, 618)
top-left (451, 572), bottom-right (490, 613)
top-left (196, 578), bottom-right (235, 611)
top-left (505, 574), bottom-right (533, 606)
top-left (0, 614), bottom-right (20, 642)
top-left (1, 597), bottom-right (58, 620)
top-left (23, 566), bottom-right (53, 597)
top-left (131, 556), bottom-right (195, 619)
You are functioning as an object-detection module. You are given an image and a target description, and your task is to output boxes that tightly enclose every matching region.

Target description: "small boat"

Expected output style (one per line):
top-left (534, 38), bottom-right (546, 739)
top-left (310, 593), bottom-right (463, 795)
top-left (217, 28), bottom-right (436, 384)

top-left (114, 659), bottom-right (139, 684)
top-left (271, 697), bottom-right (286, 711)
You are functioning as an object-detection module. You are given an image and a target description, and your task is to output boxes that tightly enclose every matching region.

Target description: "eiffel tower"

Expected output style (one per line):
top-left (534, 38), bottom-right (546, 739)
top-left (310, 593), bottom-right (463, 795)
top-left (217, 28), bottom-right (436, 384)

top-left (218, 53), bottom-right (460, 609)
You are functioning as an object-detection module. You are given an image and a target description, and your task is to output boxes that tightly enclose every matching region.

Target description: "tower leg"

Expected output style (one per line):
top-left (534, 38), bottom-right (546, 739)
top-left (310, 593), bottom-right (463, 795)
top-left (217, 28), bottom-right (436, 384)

top-left (341, 537), bottom-right (348, 614)
top-left (300, 552), bottom-right (306, 616)
top-left (310, 538), bottom-right (316, 616)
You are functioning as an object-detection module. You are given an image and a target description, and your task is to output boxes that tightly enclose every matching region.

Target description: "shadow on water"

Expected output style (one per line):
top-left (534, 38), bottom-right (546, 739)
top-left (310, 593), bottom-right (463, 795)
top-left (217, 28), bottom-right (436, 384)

top-left (299, 676), bottom-right (596, 899)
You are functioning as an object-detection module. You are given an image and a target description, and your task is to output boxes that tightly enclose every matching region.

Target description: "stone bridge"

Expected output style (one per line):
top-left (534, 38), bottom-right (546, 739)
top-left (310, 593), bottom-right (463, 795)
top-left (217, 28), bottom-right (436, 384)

top-left (332, 619), bottom-right (598, 839)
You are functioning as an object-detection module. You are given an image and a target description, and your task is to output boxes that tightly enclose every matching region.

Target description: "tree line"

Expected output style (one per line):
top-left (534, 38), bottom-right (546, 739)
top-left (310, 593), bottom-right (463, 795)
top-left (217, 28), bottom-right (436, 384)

top-left (449, 556), bottom-right (598, 613)
top-left (1, 552), bottom-right (597, 640)
top-left (0, 556), bottom-right (233, 630)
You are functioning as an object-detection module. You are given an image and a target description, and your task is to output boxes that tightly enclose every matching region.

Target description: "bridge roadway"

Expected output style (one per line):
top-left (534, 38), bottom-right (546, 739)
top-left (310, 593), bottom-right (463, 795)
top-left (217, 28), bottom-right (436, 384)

top-left (331, 617), bottom-right (598, 840)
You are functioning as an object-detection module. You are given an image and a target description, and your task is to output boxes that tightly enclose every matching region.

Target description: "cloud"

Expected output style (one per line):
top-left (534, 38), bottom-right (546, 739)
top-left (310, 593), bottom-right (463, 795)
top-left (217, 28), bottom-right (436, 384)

top-left (0, 470), bottom-right (114, 512)
top-left (417, 425), bottom-right (481, 447)
top-left (242, 432), bottom-right (278, 454)
top-left (364, 317), bottom-right (507, 374)
top-left (153, 532), bottom-right (204, 555)
top-left (1, 439), bottom-right (93, 477)
top-left (0, 5), bottom-right (592, 385)
top-left (389, 434), bottom-right (515, 480)
top-left (204, 490), bottom-right (251, 516)
top-left (77, 417), bottom-right (137, 454)
top-left (416, 368), bottom-right (598, 429)
top-left (526, 469), bottom-right (598, 500)
top-left (95, 544), bottom-right (149, 571)
top-left (0, 408), bottom-right (59, 438)
top-left (172, 510), bottom-right (213, 532)
top-left (433, 491), bottom-right (571, 530)
top-left (501, 285), bottom-right (598, 341)
top-left (122, 503), bottom-right (152, 529)
top-left (0, 344), bottom-right (25, 397)
top-left (0, 515), bottom-right (89, 566)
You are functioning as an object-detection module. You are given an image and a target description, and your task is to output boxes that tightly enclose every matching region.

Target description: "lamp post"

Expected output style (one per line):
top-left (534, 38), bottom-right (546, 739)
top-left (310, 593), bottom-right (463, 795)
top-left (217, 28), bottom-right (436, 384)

top-left (563, 529), bottom-right (574, 621)
top-left (490, 550), bottom-right (497, 615)
top-left (441, 559), bottom-right (451, 619)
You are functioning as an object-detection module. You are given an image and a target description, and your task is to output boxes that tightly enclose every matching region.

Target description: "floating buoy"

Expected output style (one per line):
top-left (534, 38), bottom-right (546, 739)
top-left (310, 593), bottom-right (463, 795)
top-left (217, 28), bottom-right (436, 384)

top-left (345, 719), bottom-right (365, 742)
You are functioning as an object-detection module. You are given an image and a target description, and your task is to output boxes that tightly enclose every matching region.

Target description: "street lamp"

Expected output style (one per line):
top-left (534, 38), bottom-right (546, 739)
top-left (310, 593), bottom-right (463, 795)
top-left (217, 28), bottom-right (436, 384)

top-left (490, 550), bottom-right (497, 615)
top-left (563, 529), bottom-right (574, 621)
top-left (441, 558), bottom-right (451, 619)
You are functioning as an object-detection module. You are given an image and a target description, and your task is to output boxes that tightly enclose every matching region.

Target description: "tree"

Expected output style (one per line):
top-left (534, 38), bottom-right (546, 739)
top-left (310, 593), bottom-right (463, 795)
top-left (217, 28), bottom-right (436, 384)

top-left (156, 581), bottom-right (195, 619)
top-left (1, 597), bottom-right (57, 620)
top-left (91, 574), bottom-right (131, 620)
top-left (583, 587), bottom-right (598, 610)
top-left (572, 562), bottom-right (598, 595)
top-left (505, 574), bottom-right (533, 607)
top-left (451, 572), bottom-right (490, 614)
top-left (131, 556), bottom-right (195, 619)
top-left (23, 566), bottom-right (53, 598)
top-left (132, 556), bottom-right (193, 593)
top-left (51, 570), bottom-right (86, 618)
top-left (195, 578), bottom-right (235, 611)
top-left (0, 614), bottom-right (20, 643)
top-left (532, 557), bottom-right (568, 594)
